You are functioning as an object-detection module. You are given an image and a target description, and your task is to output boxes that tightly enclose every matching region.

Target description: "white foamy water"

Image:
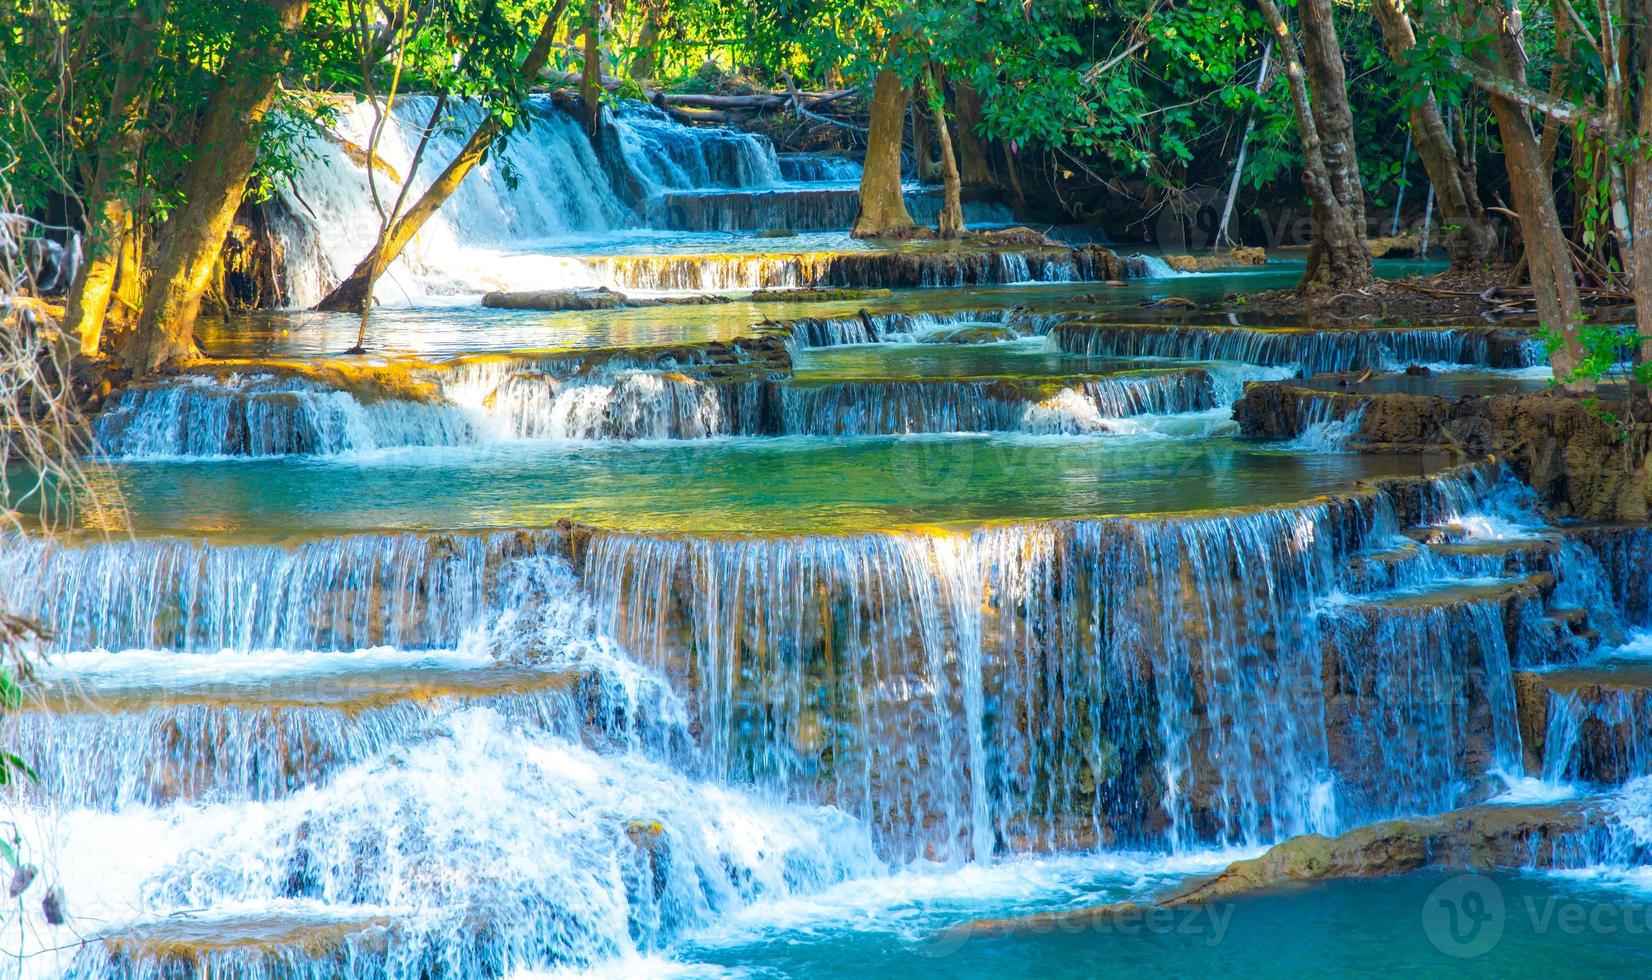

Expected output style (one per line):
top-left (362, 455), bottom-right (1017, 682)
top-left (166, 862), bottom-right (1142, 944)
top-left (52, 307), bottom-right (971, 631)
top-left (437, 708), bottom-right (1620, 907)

top-left (276, 98), bottom-right (787, 306)
top-left (17, 709), bottom-right (881, 977)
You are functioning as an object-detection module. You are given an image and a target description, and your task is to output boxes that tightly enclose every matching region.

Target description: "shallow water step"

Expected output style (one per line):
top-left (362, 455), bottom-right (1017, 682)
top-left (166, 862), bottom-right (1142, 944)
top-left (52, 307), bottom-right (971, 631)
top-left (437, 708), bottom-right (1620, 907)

top-left (570, 242), bottom-right (1124, 293)
top-left (652, 185), bottom-right (1012, 232)
top-left (15, 662), bottom-right (654, 809)
top-left (1053, 322), bottom-right (1540, 376)
top-left (31, 662), bottom-right (581, 715)
top-left (1348, 572), bottom-right (1554, 611)
top-left (72, 910), bottom-right (391, 980)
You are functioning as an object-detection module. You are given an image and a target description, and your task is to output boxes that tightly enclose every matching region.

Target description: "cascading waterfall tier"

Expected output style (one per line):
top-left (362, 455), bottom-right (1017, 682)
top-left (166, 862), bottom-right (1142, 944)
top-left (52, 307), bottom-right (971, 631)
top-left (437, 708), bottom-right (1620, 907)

top-left (777, 371), bottom-right (1216, 436)
top-left (783, 308), bottom-right (1069, 348)
top-left (1050, 322), bottom-right (1543, 376)
top-left (272, 97), bottom-right (790, 306)
top-left (654, 186), bottom-right (1013, 232)
top-left (93, 374), bottom-right (477, 458)
top-left (91, 347), bottom-right (1232, 457)
top-left (13, 460), bottom-right (1643, 974)
top-left (573, 245), bottom-right (1116, 294)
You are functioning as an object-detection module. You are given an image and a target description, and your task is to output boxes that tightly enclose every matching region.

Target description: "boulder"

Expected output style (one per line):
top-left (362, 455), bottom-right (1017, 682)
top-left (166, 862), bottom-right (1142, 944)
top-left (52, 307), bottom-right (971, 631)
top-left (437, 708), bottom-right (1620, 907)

top-left (1367, 234), bottom-right (1422, 259)
top-left (480, 288), bottom-right (732, 310)
top-left (481, 288), bottom-right (629, 311)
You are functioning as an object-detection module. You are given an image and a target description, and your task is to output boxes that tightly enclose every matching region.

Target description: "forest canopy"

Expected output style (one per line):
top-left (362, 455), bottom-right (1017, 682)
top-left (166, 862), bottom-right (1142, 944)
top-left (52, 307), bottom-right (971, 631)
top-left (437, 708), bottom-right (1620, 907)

top-left (2, 0), bottom-right (1650, 386)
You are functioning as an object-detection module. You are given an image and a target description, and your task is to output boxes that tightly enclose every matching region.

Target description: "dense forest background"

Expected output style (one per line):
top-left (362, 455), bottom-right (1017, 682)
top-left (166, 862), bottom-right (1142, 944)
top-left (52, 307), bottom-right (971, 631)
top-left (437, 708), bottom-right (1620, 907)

top-left (2, 0), bottom-right (1650, 384)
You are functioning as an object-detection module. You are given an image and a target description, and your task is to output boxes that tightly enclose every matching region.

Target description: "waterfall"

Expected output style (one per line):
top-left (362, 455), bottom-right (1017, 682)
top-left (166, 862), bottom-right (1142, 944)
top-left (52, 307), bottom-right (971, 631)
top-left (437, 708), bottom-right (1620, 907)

top-left (1050, 323), bottom-right (1542, 375)
top-left (777, 154), bottom-right (862, 182)
top-left (273, 98), bottom-right (790, 306)
top-left (577, 486), bottom-right (1504, 859)
top-left (0, 530), bottom-right (578, 653)
top-left (611, 104), bottom-right (782, 190)
top-left (46, 710), bottom-right (879, 976)
top-left (275, 97), bottom-right (633, 307)
top-left (94, 374), bottom-right (478, 458)
top-left (1283, 402), bottom-right (1367, 452)
top-left (13, 455), bottom-right (1649, 972)
top-left (1125, 254), bottom-right (1182, 279)
top-left (784, 309), bottom-right (1068, 348)
top-left (777, 373), bottom-right (1215, 436)
top-left (573, 247), bottom-right (1102, 294)
top-left (441, 366), bottom-right (763, 441)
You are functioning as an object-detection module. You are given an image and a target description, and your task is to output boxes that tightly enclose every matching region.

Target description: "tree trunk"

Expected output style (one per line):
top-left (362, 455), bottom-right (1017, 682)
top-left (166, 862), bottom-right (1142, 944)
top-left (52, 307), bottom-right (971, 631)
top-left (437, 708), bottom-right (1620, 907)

top-left (315, 5), bottom-right (568, 313)
top-left (1369, 0), bottom-right (1496, 267)
top-left (951, 81), bottom-right (995, 187)
top-left (1256, 0), bottom-right (1371, 291)
top-left (923, 66), bottom-right (964, 237)
top-left (1633, 38), bottom-right (1652, 396)
top-left (119, 0), bottom-right (310, 374)
top-left (1297, 0), bottom-right (1368, 238)
top-left (1477, 26), bottom-right (1586, 383)
top-left (105, 219), bottom-right (144, 346)
top-left (1001, 141), bottom-right (1027, 215)
top-left (630, 11), bottom-right (657, 81)
top-left (912, 106), bottom-right (939, 182)
top-left (580, 0), bottom-right (603, 139)
top-left (851, 67), bottom-right (917, 239)
top-left (1215, 39), bottom-right (1271, 248)
top-left (64, 4), bottom-right (156, 356)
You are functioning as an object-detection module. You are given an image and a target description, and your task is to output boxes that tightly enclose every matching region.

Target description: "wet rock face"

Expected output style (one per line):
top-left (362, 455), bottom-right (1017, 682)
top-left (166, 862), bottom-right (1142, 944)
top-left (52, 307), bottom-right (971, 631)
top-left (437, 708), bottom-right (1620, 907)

top-left (1158, 800), bottom-right (1600, 906)
top-left (1234, 384), bottom-right (1652, 521)
top-left (1052, 323), bottom-right (1532, 376)
top-left (959, 800), bottom-right (1605, 937)
top-left (1518, 668), bottom-right (1652, 786)
top-left (76, 913), bottom-right (393, 979)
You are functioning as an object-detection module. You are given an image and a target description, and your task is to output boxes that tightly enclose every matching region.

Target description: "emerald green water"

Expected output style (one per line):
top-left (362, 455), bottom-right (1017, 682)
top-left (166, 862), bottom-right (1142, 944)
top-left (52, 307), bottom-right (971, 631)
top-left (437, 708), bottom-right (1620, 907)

top-left (675, 872), bottom-right (1652, 977)
top-left (198, 260), bottom-right (1445, 360)
top-left (81, 437), bottom-right (1447, 536)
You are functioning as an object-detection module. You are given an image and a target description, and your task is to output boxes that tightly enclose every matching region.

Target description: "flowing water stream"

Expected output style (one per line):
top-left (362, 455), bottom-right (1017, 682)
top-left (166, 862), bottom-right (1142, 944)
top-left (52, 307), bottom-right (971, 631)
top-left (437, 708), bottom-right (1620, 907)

top-left (11, 100), bottom-right (1652, 977)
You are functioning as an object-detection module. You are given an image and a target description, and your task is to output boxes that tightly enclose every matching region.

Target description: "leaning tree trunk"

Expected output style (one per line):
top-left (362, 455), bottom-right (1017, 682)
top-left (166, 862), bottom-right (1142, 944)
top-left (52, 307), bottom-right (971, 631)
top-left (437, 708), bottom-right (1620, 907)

top-left (64, 3), bottom-right (156, 356)
top-left (120, 0), bottom-right (310, 374)
top-left (1257, 0), bottom-right (1371, 291)
top-left (1369, 0), bottom-right (1496, 267)
top-left (316, 4), bottom-right (568, 313)
top-left (1491, 95), bottom-right (1586, 383)
top-left (851, 67), bottom-right (917, 239)
top-left (950, 80), bottom-right (996, 187)
top-left (923, 65), bottom-right (964, 238)
top-left (1474, 20), bottom-right (1587, 384)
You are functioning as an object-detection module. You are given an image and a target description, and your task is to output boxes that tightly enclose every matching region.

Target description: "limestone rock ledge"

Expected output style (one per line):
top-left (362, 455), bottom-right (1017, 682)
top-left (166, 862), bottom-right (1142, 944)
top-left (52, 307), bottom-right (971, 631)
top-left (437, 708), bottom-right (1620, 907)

top-left (959, 800), bottom-right (1601, 936)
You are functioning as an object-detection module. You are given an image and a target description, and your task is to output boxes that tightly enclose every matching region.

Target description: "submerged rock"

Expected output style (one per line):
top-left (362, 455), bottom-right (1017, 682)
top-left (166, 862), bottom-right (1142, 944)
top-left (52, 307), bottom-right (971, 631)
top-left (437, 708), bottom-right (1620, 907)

top-left (1367, 234), bottom-right (1421, 259)
top-left (75, 912), bottom-right (392, 977)
top-left (746, 286), bottom-right (893, 302)
top-left (1161, 247), bottom-right (1267, 272)
top-left (959, 801), bottom-right (1600, 936)
top-left (924, 325), bottom-right (1018, 344)
top-left (482, 287), bottom-right (631, 311)
top-left (480, 288), bottom-right (733, 311)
